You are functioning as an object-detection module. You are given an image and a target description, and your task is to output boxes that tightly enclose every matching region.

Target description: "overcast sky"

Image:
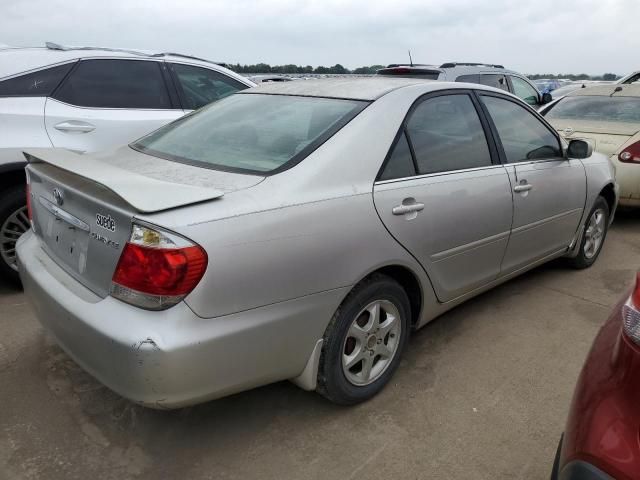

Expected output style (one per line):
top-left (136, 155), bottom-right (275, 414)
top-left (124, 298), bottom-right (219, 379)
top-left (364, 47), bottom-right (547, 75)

top-left (1, 0), bottom-right (637, 75)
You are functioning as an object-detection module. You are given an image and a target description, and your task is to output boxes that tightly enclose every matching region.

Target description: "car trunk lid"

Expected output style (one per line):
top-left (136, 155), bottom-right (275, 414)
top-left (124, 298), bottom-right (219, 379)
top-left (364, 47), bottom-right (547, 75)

top-left (25, 147), bottom-right (264, 297)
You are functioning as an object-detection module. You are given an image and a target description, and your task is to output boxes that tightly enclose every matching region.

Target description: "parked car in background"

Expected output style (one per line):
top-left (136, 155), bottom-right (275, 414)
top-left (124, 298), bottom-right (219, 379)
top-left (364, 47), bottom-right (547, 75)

top-left (541, 84), bottom-right (640, 207)
top-left (0, 42), bottom-right (255, 282)
top-left (18, 78), bottom-right (616, 408)
top-left (618, 70), bottom-right (640, 85)
top-left (248, 74), bottom-right (294, 83)
top-left (551, 273), bottom-right (640, 480)
top-left (376, 62), bottom-right (551, 107)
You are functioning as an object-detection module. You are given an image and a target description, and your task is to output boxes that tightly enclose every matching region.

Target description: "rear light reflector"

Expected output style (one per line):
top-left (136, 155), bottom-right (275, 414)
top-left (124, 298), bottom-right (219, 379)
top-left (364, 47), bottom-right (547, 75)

top-left (622, 273), bottom-right (640, 344)
top-left (111, 224), bottom-right (207, 310)
top-left (618, 141), bottom-right (640, 164)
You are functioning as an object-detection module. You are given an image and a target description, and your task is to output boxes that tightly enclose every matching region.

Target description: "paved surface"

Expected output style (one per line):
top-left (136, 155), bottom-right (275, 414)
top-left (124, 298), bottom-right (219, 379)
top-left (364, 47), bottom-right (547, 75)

top-left (1, 211), bottom-right (639, 480)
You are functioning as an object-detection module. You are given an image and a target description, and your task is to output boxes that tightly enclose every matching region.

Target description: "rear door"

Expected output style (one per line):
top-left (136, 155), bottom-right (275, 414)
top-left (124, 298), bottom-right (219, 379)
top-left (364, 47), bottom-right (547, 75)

top-left (479, 93), bottom-right (586, 273)
top-left (373, 91), bottom-right (513, 302)
top-left (44, 58), bottom-right (184, 153)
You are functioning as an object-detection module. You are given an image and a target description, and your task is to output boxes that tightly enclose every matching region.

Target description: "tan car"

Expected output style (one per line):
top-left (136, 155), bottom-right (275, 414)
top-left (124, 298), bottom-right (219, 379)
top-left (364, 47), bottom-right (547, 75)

top-left (541, 84), bottom-right (640, 206)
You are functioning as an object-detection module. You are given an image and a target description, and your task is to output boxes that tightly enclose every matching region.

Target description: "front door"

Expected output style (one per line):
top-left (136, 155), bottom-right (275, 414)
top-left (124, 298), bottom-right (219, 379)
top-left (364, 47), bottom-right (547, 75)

top-left (479, 93), bottom-right (586, 274)
top-left (45, 58), bottom-right (183, 153)
top-left (373, 92), bottom-right (513, 302)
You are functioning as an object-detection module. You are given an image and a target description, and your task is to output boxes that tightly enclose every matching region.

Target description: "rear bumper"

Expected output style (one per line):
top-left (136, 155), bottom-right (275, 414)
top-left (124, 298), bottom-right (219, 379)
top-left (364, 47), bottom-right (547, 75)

top-left (17, 231), bottom-right (347, 408)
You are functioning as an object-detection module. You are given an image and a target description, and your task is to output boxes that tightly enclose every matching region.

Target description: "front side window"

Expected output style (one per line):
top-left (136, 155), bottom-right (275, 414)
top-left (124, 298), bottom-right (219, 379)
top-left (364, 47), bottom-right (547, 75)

top-left (53, 59), bottom-right (171, 109)
top-left (0, 63), bottom-right (74, 97)
top-left (480, 74), bottom-right (509, 92)
top-left (171, 64), bottom-right (248, 110)
top-left (510, 76), bottom-right (539, 106)
top-left (544, 96), bottom-right (640, 124)
top-left (482, 95), bottom-right (562, 163)
top-left (405, 94), bottom-right (492, 174)
top-left (132, 93), bottom-right (366, 174)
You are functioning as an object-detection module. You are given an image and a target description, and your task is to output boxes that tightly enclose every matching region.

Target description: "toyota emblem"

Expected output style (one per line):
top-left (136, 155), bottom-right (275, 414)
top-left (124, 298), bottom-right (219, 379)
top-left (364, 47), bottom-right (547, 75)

top-left (563, 127), bottom-right (574, 136)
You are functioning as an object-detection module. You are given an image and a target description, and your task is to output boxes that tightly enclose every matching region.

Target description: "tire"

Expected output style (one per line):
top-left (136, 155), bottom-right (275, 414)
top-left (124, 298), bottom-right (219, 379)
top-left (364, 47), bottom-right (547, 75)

top-left (0, 185), bottom-right (28, 285)
top-left (566, 196), bottom-right (609, 269)
top-left (317, 274), bottom-right (411, 405)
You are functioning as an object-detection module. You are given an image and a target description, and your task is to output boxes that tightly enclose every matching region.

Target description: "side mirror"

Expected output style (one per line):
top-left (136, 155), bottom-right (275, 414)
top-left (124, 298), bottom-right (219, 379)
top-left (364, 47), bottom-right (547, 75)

top-left (567, 139), bottom-right (593, 159)
top-left (541, 92), bottom-right (553, 104)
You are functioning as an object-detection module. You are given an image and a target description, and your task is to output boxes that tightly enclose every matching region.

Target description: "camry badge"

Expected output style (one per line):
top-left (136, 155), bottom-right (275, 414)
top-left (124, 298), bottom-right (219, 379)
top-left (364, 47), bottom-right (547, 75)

top-left (53, 188), bottom-right (64, 206)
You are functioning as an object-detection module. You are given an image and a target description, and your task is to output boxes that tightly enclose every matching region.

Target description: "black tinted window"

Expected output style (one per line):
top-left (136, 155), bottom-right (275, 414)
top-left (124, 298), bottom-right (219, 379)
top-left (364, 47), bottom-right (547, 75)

top-left (172, 64), bottom-right (247, 109)
top-left (482, 95), bottom-right (561, 163)
top-left (0, 63), bottom-right (74, 97)
top-left (379, 132), bottom-right (416, 180)
top-left (54, 59), bottom-right (171, 109)
top-left (456, 74), bottom-right (480, 84)
top-left (480, 74), bottom-right (509, 91)
top-left (406, 94), bottom-right (492, 174)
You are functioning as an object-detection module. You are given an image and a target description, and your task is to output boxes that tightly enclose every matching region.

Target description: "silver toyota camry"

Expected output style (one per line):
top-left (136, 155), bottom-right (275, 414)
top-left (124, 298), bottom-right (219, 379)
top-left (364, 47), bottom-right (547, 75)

top-left (17, 78), bottom-right (617, 408)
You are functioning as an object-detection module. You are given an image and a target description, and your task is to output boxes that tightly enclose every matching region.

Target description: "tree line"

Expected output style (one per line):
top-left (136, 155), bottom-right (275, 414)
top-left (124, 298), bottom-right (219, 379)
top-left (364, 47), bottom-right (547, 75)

top-left (226, 63), bottom-right (620, 80)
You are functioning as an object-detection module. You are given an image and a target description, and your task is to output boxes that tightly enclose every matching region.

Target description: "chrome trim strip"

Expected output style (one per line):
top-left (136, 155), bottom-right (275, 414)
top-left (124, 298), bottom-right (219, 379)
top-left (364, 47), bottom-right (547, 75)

top-left (511, 208), bottom-right (583, 235)
top-left (38, 196), bottom-right (90, 232)
top-left (430, 230), bottom-right (510, 261)
top-left (374, 164), bottom-right (507, 186)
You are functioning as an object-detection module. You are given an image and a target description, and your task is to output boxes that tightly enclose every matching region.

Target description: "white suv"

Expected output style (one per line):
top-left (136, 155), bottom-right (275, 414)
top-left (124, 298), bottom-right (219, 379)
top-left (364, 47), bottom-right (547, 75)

top-left (0, 43), bottom-right (254, 282)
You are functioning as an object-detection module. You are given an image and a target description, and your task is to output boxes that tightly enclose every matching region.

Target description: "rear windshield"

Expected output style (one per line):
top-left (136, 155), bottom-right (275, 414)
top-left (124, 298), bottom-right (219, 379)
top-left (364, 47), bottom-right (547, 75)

top-left (545, 96), bottom-right (640, 123)
top-left (132, 93), bottom-right (367, 174)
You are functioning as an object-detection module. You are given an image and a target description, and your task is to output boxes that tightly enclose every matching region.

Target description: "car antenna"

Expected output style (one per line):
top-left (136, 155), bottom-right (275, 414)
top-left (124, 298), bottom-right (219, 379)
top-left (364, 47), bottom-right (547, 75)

top-left (408, 49), bottom-right (413, 67)
top-left (611, 85), bottom-right (623, 97)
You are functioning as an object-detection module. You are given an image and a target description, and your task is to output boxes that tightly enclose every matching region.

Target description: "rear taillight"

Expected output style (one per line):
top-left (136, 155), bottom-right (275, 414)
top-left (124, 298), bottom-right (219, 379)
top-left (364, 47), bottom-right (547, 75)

top-left (618, 141), bottom-right (640, 164)
top-left (622, 273), bottom-right (640, 344)
top-left (110, 224), bottom-right (207, 310)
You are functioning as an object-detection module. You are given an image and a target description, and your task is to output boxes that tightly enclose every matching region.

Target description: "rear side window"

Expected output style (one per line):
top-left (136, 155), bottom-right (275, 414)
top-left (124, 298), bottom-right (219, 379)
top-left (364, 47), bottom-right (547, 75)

top-left (379, 132), bottom-right (416, 181)
top-left (405, 94), bottom-right (492, 174)
top-left (0, 63), bottom-right (74, 97)
top-left (132, 93), bottom-right (366, 174)
top-left (510, 76), bottom-right (539, 106)
top-left (171, 64), bottom-right (248, 109)
top-left (480, 74), bottom-right (509, 92)
top-left (482, 95), bottom-right (562, 163)
top-left (456, 74), bottom-right (480, 84)
top-left (53, 59), bottom-right (171, 109)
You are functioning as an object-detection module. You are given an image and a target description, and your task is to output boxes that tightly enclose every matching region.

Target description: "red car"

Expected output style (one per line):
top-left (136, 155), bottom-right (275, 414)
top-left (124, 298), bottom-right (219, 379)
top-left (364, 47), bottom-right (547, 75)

top-left (552, 273), bottom-right (640, 479)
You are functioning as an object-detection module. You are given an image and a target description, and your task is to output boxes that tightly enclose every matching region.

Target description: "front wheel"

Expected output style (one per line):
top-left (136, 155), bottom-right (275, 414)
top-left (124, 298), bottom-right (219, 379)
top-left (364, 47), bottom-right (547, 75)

top-left (566, 196), bottom-right (609, 269)
top-left (0, 185), bottom-right (28, 285)
top-left (316, 274), bottom-right (411, 405)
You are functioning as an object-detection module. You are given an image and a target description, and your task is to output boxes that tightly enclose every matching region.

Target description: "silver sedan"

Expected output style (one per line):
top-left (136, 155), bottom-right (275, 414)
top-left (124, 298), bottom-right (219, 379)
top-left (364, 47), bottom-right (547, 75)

top-left (18, 78), bottom-right (617, 408)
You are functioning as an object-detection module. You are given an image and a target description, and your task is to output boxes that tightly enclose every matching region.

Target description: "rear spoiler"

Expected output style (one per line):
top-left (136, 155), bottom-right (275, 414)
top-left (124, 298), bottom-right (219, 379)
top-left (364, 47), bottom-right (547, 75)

top-left (23, 148), bottom-right (225, 213)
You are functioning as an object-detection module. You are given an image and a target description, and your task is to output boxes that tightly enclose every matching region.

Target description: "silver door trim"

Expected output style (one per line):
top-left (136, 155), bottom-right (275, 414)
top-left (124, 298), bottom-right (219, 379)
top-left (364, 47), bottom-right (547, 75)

top-left (430, 230), bottom-right (511, 261)
top-left (510, 208), bottom-right (583, 235)
top-left (374, 164), bottom-right (506, 186)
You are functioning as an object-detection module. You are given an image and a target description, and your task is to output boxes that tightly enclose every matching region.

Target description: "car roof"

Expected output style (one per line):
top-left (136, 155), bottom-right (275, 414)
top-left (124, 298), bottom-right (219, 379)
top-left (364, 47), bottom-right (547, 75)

top-left (0, 43), bottom-right (252, 85)
top-left (240, 77), bottom-right (503, 101)
top-left (566, 84), bottom-right (640, 98)
top-left (239, 77), bottom-right (433, 100)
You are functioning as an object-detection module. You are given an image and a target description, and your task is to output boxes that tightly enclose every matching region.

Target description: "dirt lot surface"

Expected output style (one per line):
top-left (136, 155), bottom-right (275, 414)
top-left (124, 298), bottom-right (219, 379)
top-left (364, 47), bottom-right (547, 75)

top-left (1, 211), bottom-right (639, 480)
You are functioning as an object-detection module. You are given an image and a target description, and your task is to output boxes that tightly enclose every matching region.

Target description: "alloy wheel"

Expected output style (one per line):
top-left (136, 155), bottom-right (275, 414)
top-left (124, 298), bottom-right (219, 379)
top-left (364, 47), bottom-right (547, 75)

top-left (0, 206), bottom-right (29, 272)
top-left (583, 208), bottom-right (605, 259)
top-left (341, 300), bottom-right (402, 386)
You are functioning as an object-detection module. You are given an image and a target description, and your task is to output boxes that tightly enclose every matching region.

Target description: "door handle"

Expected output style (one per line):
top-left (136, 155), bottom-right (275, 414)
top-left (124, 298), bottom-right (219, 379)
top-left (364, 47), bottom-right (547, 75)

top-left (514, 183), bottom-right (533, 193)
top-left (54, 121), bottom-right (96, 133)
top-left (392, 202), bottom-right (425, 215)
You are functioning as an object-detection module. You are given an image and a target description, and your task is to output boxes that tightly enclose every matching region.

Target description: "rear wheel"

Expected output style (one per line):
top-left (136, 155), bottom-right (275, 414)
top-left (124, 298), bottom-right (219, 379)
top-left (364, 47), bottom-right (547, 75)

top-left (567, 196), bottom-right (609, 269)
top-left (0, 186), bottom-right (28, 285)
top-left (317, 274), bottom-right (411, 405)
